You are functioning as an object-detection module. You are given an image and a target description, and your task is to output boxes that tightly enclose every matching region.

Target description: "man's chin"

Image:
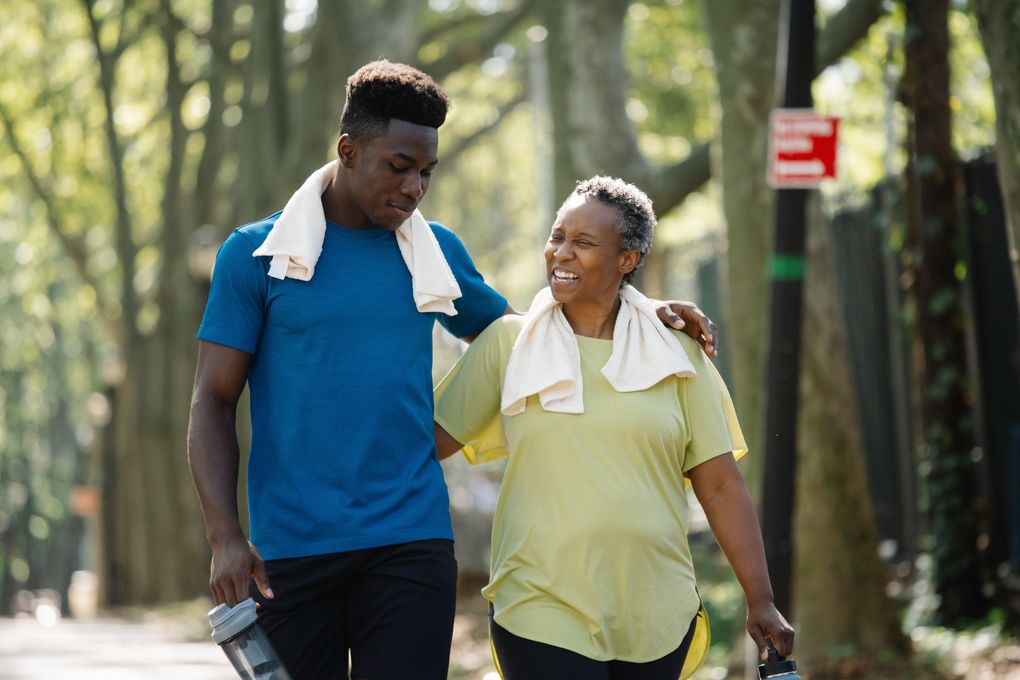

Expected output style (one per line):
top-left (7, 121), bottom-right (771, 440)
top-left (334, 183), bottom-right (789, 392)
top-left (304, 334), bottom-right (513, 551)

top-left (370, 217), bottom-right (403, 231)
top-left (373, 205), bottom-right (415, 231)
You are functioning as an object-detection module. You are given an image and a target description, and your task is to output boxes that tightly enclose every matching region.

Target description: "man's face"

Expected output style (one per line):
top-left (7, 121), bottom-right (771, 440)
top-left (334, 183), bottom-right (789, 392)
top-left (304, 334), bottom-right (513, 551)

top-left (344, 119), bottom-right (439, 230)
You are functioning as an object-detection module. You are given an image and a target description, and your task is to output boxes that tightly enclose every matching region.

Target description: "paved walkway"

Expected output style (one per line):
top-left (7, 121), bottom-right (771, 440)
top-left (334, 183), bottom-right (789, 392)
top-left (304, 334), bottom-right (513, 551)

top-left (0, 617), bottom-right (236, 679)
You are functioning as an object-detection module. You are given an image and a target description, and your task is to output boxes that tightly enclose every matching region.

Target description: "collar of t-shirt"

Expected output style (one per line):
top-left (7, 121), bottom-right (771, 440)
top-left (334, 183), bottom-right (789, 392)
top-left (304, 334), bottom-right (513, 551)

top-left (251, 160), bottom-right (462, 316)
top-left (501, 284), bottom-right (697, 415)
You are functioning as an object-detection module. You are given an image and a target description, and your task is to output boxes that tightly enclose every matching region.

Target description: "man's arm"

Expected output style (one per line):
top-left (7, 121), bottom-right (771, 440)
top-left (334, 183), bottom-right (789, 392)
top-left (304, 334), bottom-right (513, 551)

top-left (688, 453), bottom-right (795, 659)
top-left (188, 340), bottom-right (272, 606)
top-left (434, 422), bottom-right (464, 460)
top-left (459, 304), bottom-right (517, 344)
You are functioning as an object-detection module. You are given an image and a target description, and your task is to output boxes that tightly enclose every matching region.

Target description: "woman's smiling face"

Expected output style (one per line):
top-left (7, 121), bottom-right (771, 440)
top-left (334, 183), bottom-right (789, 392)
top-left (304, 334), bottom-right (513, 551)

top-left (544, 195), bottom-right (639, 306)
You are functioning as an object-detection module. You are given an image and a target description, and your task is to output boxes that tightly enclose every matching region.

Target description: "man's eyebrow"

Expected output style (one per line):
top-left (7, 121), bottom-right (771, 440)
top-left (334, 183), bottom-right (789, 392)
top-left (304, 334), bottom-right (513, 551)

top-left (394, 152), bottom-right (438, 167)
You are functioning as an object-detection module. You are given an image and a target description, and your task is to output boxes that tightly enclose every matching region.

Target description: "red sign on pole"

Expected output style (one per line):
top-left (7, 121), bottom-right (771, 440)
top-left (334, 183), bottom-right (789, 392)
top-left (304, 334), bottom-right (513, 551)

top-left (767, 109), bottom-right (839, 188)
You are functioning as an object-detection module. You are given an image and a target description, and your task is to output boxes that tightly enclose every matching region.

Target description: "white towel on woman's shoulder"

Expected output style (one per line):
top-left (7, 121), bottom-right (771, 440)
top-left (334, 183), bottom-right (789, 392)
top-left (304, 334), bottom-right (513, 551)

top-left (500, 285), bottom-right (696, 415)
top-left (251, 160), bottom-right (462, 315)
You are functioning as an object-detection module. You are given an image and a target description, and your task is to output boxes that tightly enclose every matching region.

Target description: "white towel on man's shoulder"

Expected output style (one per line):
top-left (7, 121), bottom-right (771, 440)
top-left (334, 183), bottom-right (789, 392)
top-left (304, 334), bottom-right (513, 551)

top-left (251, 160), bottom-right (462, 315)
top-left (500, 285), bottom-right (696, 415)
top-left (393, 213), bottom-right (463, 315)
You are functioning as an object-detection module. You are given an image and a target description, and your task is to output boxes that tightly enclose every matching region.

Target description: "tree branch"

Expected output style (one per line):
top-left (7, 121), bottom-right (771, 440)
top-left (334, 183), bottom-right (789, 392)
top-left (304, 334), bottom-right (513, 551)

top-left (82, 0), bottom-right (139, 334)
top-left (650, 0), bottom-right (886, 215)
top-left (0, 103), bottom-right (124, 348)
top-left (816, 0), bottom-right (884, 78)
top-left (646, 143), bottom-right (711, 217)
top-left (422, 0), bottom-right (538, 82)
top-left (441, 90), bottom-right (528, 168)
top-left (419, 6), bottom-right (515, 47)
top-left (193, 0), bottom-right (232, 227)
top-left (156, 0), bottom-right (193, 311)
top-left (112, 4), bottom-right (154, 61)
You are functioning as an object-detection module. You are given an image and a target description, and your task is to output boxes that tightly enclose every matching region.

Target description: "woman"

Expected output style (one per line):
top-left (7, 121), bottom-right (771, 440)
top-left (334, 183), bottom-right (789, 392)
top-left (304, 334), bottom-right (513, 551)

top-left (434, 177), bottom-right (794, 679)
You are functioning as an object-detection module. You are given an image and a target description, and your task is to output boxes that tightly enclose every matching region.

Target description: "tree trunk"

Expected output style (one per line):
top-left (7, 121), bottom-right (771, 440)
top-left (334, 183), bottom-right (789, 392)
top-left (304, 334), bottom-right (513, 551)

top-left (793, 199), bottom-right (908, 662)
top-left (542, 0), bottom-right (649, 202)
top-left (701, 0), bottom-right (780, 484)
top-left (98, 1), bottom-right (226, 604)
top-left (971, 0), bottom-right (1020, 310)
top-left (902, 0), bottom-right (987, 625)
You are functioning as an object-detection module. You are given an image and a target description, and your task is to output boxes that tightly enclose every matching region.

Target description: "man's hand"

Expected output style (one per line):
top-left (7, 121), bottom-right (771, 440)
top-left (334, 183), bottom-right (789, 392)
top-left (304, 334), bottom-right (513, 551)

top-left (653, 300), bottom-right (719, 358)
top-left (209, 535), bottom-right (273, 607)
top-left (746, 599), bottom-right (795, 660)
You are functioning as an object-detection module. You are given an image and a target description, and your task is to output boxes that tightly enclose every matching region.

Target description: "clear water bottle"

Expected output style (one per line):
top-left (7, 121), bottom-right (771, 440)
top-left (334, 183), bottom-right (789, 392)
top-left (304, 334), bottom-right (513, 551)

top-left (208, 597), bottom-right (292, 680)
top-left (757, 642), bottom-right (800, 679)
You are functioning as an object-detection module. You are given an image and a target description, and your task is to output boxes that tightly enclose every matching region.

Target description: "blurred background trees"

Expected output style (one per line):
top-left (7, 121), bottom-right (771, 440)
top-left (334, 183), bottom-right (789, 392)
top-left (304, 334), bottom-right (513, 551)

top-left (1, 0), bottom-right (1019, 676)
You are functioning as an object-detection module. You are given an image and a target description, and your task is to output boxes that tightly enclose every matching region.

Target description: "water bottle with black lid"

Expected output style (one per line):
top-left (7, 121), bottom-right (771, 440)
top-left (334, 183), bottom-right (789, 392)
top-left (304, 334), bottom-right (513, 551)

top-left (757, 641), bottom-right (800, 679)
top-left (208, 597), bottom-right (292, 680)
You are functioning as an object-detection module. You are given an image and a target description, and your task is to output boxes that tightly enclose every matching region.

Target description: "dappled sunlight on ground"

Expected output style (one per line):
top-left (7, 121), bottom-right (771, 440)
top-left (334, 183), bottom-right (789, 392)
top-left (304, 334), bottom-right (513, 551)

top-left (2, 587), bottom-right (1018, 679)
top-left (0, 615), bottom-right (234, 679)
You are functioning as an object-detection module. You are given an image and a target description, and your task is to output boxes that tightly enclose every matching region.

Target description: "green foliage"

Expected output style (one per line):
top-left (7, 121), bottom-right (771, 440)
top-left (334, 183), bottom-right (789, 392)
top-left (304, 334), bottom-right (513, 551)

top-left (0, 162), bottom-right (98, 605)
top-left (0, 0), bottom-right (160, 607)
top-left (624, 0), bottom-right (718, 164)
top-left (818, 3), bottom-right (996, 198)
top-left (624, 0), bottom-right (723, 282)
top-left (427, 59), bottom-right (544, 308)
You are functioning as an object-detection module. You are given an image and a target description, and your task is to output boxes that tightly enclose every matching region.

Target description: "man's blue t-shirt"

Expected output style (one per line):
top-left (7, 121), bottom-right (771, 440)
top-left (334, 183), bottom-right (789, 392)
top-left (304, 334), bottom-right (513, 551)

top-left (197, 213), bottom-right (507, 560)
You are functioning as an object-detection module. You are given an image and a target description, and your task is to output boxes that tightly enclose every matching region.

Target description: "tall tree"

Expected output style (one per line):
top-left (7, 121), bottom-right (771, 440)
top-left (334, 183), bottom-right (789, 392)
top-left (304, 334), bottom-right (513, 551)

top-left (793, 201), bottom-right (908, 662)
top-left (902, 0), bottom-right (987, 624)
top-left (542, 0), bottom-right (646, 198)
top-left (81, 0), bottom-right (212, 603)
top-left (971, 0), bottom-right (1020, 309)
top-left (701, 0), bottom-right (781, 477)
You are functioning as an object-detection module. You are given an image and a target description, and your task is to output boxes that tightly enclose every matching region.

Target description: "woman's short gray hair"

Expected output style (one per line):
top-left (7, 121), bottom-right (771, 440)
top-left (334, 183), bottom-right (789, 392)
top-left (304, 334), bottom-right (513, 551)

top-left (569, 176), bottom-right (656, 285)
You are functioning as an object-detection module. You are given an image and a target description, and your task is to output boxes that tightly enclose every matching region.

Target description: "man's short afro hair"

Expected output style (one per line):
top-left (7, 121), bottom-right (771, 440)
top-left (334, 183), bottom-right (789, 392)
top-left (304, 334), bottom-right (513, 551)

top-left (339, 60), bottom-right (450, 141)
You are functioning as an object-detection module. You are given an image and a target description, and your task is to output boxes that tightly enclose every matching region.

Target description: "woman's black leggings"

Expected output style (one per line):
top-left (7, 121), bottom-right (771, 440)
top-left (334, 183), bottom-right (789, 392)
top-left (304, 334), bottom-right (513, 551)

top-left (489, 611), bottom-right (697, 680)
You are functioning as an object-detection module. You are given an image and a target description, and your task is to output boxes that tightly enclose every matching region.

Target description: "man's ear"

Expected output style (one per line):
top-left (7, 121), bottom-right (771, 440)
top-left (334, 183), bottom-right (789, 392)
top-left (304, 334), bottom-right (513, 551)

top-left (337, 134), bottom-right (357, 168)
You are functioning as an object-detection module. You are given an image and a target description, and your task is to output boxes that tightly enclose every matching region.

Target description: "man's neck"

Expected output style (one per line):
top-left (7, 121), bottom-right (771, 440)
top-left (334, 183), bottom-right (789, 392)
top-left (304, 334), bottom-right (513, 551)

top-left (321, 172), bottom-right (372, 229)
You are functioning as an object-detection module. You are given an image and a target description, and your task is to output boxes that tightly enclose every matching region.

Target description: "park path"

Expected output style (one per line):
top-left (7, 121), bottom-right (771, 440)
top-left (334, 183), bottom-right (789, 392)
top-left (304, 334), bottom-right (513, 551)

top-left (0, 616), bottom-right (236, 679)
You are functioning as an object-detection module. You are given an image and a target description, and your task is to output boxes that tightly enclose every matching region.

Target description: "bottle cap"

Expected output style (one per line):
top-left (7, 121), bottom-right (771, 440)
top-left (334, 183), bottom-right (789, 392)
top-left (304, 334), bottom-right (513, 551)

top-left (208, 597), bottom-right (258, 644)
top-left (758, 642), bottom-right (798, 678)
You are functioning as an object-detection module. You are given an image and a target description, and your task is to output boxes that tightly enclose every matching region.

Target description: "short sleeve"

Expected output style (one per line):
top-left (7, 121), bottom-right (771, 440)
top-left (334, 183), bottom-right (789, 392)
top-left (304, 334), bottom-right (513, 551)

top-left (197, 230), bottom-right (268, 354)
top-left (430, 223), bottom-right (508, 339)
top-left (434, 317), bottom-right (518, 464)
top-left (678, 335), bottom-right (748, 474)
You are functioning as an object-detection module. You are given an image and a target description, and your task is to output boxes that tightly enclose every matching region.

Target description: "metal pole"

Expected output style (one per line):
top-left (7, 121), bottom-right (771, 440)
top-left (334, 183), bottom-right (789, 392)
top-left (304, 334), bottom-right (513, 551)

top-left (760, 0), bottom-right (815, 618)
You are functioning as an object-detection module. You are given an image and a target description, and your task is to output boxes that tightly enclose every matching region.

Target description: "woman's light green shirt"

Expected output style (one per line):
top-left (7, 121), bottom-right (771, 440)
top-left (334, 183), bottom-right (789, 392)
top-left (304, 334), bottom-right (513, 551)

top-left (434, 315), bottom-right (746, 663)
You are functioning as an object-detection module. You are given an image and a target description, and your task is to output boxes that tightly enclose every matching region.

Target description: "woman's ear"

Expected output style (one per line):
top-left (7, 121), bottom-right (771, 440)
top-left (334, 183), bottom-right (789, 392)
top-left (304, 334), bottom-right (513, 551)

top-left (619, 250), bottom-right (641, 275)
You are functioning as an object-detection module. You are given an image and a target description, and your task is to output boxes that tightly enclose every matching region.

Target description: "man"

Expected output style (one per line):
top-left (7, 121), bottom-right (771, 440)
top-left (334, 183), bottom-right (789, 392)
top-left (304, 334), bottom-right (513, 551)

top-left (188, 60), bottom-right (717, 680)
